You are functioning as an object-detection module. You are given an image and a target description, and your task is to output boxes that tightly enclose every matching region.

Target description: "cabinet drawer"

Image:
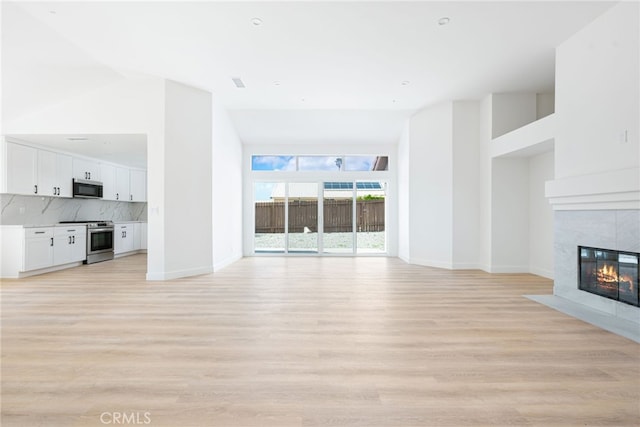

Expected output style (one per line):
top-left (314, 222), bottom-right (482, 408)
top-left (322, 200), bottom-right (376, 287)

top-left (55, 226), bottom-right (86, 237)
top-left (24, 228), bottom-right (54, 239)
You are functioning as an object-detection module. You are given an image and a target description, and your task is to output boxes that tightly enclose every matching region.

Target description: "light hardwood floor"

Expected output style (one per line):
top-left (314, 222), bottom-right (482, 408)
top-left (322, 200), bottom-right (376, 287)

top-left (2, 255), bottom-right (639, 426)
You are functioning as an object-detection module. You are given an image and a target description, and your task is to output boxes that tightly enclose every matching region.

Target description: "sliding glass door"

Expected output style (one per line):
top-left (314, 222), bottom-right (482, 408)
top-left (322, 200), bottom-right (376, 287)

top-left (253, 180), bottom-right (386, 255)
top-left (288, 183), bottom-right (318, 253)
top-left (323, 182), bottom-right (354, 254)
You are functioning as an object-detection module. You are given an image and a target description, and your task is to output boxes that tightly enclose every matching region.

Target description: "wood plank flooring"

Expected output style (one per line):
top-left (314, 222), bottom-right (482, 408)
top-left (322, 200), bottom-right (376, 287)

top-left (2, 255), bottom-right (639, 426)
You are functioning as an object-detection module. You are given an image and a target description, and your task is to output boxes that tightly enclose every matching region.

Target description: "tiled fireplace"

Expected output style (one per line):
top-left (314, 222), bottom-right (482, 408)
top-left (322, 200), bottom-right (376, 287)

top-left (554, 210), bottom-right (640, 323)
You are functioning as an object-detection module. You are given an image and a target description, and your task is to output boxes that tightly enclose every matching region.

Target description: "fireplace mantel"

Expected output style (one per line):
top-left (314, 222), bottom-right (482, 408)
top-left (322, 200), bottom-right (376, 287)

top-left (546, 167), bottom-right (640, 211)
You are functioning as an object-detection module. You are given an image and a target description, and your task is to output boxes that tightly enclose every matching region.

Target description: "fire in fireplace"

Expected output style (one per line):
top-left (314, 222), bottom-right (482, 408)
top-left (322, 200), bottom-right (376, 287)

top-left (579, 246), bottom-right (639, 307)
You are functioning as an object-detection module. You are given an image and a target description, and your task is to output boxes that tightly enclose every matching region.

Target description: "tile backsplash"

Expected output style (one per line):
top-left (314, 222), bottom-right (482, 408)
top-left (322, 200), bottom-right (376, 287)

top-left (1, 194), bottom-right (147, 225)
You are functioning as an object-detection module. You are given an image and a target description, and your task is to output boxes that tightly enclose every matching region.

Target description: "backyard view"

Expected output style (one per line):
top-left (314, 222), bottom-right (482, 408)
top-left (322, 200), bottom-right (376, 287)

top-left (254, 181), bottom-right (386, 254)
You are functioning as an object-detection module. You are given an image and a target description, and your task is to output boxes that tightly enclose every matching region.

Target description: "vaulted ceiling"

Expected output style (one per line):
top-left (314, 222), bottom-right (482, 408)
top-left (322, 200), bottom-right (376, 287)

top-left (2, 1), bottom-right (615, 150)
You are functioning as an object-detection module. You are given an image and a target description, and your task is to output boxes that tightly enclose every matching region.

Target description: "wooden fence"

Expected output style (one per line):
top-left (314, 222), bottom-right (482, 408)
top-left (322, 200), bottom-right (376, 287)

top-left (255, 199), bottom-right (385, 233)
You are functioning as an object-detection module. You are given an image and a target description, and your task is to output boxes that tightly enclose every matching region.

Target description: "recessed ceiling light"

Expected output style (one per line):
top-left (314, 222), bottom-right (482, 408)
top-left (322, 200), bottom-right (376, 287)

top-left (273, 81), bottom-right (281, 86)
top-left (251, 17), bottom-right (263, 26)
top-left (401, 81), bottom-right (410, 86)
top-left (438, 17), bottom-right (451, 26)
top-left (49, 10), bottom-right (57, 15)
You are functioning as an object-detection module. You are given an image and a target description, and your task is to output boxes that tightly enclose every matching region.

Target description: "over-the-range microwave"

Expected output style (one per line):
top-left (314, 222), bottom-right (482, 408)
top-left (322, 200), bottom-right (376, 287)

top-left (73, 179), bottom-right (103, 199)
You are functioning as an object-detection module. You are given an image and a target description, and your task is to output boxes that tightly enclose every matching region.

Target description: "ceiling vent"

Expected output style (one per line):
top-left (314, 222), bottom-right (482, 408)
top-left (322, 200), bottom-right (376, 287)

top-left (232, 77), bottom-right (246, 89)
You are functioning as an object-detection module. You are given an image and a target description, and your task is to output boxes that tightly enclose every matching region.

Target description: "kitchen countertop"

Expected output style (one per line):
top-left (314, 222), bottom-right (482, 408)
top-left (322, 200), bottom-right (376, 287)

top-left (3, 221), bottom-right (146, 229)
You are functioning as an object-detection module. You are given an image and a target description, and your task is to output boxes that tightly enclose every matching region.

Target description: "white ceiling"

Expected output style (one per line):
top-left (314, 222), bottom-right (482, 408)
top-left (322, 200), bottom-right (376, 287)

top-left (2, 1), bottom-right (615, 159)
top-left (6, 134), bottom-right (148, 169)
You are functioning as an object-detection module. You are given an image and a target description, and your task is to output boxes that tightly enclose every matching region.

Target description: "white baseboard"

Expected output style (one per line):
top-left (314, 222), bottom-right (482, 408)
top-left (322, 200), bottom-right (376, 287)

top-left (146, 265), bottom-right (213, 281)
top-left (214, 253), bottom-right (242, 272)
top-left (451, 262), bottom-right (481, 270)
top-left (488, 265), bottom-right (530, 273)
top-left (409, 258), bottom-right (453, 269)
top-left (529, 266), bottom-right (554, 279)
top-left (14, 261), bottom-right (84, 279)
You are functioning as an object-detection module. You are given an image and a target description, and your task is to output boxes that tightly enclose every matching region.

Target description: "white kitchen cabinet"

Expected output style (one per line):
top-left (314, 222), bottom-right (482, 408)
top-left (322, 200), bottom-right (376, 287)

top-left (132, 222), bottom-right (142, 250)
top-left (53, 226), bottom-right (86, 265)
top-left (4, 142), bottom-right (37, 195)
top-left (114, 223), bottom-right (134, 254)
top-left (24, 227), bottom-right (54, 271)
top-left (140, 223), bottom-right (147, 250)
top-left (129, 169), bottom-right (146, 202)
top-left (73, 158), bottom-right (101, 181)
top-left (37, 150), bottom-right (73, 198)
top-left (116, 167), bottom-right (130, 202)
top-left (100, 163), bottom-right (117, 200)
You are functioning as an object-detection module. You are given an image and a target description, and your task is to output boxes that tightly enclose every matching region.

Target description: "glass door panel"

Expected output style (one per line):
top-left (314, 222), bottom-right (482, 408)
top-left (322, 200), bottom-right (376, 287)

top-left (287, 183), bottom-right (318, 253)
top-left (356, 181), bottom-right (386, 253)
top-left (254, 182), bottom-right (285, 253)
top-left (323, 182), bottom-right (354, 254)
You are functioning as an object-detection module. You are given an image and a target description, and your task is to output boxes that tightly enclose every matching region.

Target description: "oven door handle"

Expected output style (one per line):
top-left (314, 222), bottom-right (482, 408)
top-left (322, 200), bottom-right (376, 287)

top-left (89, 228), bottom-right (114, 233)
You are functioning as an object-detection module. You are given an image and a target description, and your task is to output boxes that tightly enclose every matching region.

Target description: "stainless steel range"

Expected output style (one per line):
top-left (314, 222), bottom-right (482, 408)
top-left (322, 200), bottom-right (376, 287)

top-left (59, 221), bottom-right (114, 264)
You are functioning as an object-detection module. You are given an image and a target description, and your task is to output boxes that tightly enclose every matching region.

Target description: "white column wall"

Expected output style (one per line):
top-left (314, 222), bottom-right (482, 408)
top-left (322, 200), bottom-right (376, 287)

top-left (452, 101), bottom-right (480, 268)
top-left (397, 121), bottom-right (410, 262)
top-left (212, 100), bottom-right (243, 271)
top-left (407, 102), bottom-right (453, 267)
top-left (529, 151), bottom-right (554, 278)
top-left (161, 80), bottom-right (213, 279)
top-left (491, 157), bottom-right (530, 272)
top-left (478, 96), bottom-right (493, 272)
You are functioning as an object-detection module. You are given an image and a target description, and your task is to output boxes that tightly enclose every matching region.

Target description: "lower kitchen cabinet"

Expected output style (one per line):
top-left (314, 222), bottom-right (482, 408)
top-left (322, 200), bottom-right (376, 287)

top-left (114, 223), bottom-right (134, 255)
top-left (1, 225), bottom-right (88, 278)
top-left (24, 227), bottom-right (54, 271)
top-left (53, 226), bottom-right (87, 265)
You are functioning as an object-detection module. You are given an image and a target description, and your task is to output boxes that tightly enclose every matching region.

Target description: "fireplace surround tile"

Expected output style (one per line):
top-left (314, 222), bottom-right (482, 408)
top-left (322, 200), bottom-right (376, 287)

top-left (554, 210), bottom-right (640, 325)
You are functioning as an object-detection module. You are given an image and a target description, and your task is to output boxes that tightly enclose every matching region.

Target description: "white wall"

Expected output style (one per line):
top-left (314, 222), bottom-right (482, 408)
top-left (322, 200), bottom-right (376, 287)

top-left (212, 100), bottom-right (243, 270)
top-left (491, 157), bottom-right (529, 272)
top-left (452, 101), bottom-right (480, 268)
top-left (529, 151), bottom-right (554, 278)
top-left (491, 93), bottom-right (537, 138)
top-left (162, 80), bottom-right (213, 278)
top-left (478, 96), bottom-right (493, 271)
top-left (397, 121), bottom-right (410, 262)
top-left (407, 102), bottom-right (453, 267)
top-left (555, 1), bottom-right (639, 181)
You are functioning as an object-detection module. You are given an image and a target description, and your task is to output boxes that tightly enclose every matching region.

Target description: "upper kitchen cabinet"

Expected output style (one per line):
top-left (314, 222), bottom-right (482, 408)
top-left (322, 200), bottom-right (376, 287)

top-left (116, 167), bottom-right (131, 201)
top-left (129, 169), bottom-right (146, 202)
top-left (1, 140), bottom-right (72, 197)
top-left (2, 141), bottom-right (37, 195)
top-left (101, 164), bottom-right (130, 201)
top-left (100, 163), bottom-right (116, 200)
top-left (72, 158), bottom-right (101, 181)
top-left (37, 150), bottom-right (72, 197)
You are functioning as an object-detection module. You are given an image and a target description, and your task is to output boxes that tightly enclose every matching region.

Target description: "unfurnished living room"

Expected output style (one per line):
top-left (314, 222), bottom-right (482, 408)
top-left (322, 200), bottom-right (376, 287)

top-left (1, 1), bottom-right (639, 426)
